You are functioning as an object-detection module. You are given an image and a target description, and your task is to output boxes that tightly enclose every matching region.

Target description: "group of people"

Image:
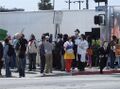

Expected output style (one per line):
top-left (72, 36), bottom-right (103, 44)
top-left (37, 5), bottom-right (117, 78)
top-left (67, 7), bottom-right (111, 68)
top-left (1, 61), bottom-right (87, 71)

top-left (0, 29), bottom-right (120, 78)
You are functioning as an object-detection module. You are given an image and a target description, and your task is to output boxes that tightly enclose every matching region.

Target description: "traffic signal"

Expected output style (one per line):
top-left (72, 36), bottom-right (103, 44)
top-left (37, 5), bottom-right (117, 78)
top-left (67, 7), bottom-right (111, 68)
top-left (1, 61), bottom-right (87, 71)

top-left (94, 15), bottom-right (103, 25)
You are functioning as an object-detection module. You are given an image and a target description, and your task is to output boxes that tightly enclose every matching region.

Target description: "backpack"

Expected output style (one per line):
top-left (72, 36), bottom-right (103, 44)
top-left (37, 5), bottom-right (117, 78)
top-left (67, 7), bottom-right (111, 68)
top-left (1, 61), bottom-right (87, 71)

top-left (7, 44), bottom-right (14, 57)
top-left (28, 41), bottom-right (37, 53)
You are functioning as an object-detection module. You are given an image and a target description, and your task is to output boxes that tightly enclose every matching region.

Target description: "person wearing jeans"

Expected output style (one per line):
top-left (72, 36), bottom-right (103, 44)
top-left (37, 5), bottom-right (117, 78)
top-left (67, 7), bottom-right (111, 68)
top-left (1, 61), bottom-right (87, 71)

top-left (4, 38), bottom-right (12, 77)
top-left (18, 57), bottom-right (26, 77)
top-left (17, 34), bottom-right (28, 77)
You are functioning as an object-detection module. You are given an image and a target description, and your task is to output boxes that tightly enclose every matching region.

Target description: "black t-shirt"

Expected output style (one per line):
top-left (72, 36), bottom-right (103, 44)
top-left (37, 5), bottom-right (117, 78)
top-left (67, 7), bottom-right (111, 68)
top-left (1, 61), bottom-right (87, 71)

top-left (18, 38), bottom-right (28, 58)
top-left (0, 42), bottom-right (3, 59)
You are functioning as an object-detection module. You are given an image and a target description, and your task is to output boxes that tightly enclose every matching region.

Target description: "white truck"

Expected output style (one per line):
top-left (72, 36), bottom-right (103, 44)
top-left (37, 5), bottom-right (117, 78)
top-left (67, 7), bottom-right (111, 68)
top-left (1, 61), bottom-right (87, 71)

top-left (0, 10), bottom-right (103, 40)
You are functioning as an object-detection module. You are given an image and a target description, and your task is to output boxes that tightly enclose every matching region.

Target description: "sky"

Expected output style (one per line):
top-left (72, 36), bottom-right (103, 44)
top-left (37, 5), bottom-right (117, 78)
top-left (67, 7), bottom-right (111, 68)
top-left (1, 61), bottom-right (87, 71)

top-left (0, 0), bottom-right (120, 11)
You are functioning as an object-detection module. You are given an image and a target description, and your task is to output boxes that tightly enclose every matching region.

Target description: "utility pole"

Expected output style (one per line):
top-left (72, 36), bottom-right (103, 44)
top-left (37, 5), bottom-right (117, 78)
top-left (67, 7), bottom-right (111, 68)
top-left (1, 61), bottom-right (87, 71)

top-left (73, 0), bottom-right (84, 10)
top-left (65, 0), bottom-right (72, 10)
top-left (86, 0), bottom-right (89, 9)
top-left (53, 0), bottom-right (55, 10)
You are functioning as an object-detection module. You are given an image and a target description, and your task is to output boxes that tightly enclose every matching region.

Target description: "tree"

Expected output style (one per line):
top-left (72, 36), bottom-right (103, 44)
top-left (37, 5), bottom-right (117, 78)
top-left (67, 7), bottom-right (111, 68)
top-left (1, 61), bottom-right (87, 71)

top-left (38, 0), bottom-right (53, 10)
top-left (0, 7), bottom-right (24, 12)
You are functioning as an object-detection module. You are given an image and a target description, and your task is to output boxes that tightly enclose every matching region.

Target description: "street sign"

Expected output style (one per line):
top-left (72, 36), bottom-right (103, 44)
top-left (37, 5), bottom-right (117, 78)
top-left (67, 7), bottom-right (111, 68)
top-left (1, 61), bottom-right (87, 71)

top-left (95, 6), bottom-right (106, 11)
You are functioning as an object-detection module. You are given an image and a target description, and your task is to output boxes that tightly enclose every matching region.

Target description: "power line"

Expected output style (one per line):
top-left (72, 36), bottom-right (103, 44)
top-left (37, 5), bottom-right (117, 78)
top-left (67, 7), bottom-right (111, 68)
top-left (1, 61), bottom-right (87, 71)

top-left (65, 0), bottom-right (72, 10)
top-left (73, 0), bottom-right (84, 10)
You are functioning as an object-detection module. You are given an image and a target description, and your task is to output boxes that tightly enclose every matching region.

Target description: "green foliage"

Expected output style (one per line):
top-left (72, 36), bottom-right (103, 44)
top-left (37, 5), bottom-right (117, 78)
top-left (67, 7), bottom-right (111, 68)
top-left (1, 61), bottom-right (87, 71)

top-left (0, 28), bottom-right (7, 40)
top-left (38, 0), bottom-right (53, 10)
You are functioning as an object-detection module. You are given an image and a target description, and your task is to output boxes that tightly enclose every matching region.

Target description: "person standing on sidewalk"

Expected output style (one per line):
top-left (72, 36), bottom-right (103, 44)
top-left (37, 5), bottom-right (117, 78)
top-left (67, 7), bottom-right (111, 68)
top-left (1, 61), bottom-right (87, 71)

top-left (3, 38), bottom-right (13, 77)
top-left (86, 46), bottom-right (93, 68)
top-left (108, 36), bottom-right (117, 69)
top-left (99, 41), bottom-right (109, 74)
top-left (0, 42), bottom-right (3, 76)
top-left (14, 33), bottom-right (21, 72)
top-left (17, 34), bottom-right (28, 77)
top-left (73, 29), bottom-right (80, 70)
top-left (44, 36), bottom-right (53, 74)
top-left (39, 35), bottom-right (46, 74)
top-left (64, 36), bottom-right (75, 72)
top-left (77, 34), bottom-right (88, 71)
top-left (26, 34), bottom-right (38, 71)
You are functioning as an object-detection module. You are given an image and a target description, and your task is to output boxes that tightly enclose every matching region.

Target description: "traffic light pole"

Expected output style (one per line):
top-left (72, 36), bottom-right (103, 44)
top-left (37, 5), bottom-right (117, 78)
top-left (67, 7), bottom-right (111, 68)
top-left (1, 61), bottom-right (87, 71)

top-left (105, 0), bottom-right (108, 41)
top-left (86, 0), bottom-right (89, 9)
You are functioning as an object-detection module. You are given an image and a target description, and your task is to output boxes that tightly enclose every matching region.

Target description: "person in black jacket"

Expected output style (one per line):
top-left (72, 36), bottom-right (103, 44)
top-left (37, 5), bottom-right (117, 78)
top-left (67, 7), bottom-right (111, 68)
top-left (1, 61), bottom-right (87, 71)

top-left (17, 34), bottom-right (28, 77)
top-left (53, 34), bottom-right (64, 70)
top-left (99, 41), bottom-right (109, 74)
top-left (0, 42), bottom-right (3, 76)
top-left (39, 35), bottom-right (46, 74)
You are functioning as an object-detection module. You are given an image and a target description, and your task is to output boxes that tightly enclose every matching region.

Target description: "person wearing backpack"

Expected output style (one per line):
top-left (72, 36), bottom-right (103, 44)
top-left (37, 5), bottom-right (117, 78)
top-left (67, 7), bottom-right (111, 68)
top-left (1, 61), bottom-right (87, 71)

top-left (26, 34), bottom-right (37, 71)
top-left (3, 38), bottom-right (12, 77)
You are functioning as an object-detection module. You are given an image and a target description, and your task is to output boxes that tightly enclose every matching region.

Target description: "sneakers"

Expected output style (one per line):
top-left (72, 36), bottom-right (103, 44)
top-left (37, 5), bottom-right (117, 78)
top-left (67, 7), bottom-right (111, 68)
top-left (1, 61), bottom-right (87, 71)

top-left (40, 73), bottom-right (45, 77)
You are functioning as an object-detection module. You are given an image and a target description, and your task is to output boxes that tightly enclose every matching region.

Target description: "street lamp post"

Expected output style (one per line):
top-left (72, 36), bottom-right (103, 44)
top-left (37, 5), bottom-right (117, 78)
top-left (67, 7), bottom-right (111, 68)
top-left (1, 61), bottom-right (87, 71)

top-left (86, 0), bottom-right (89, 9)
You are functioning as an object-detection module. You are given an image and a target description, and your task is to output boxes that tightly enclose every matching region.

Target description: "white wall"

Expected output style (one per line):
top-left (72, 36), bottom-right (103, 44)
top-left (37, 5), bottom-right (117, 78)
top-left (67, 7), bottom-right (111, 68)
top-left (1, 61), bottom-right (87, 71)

top-left (0, 10), bottom-right (104, 40)
top-left (61, 10), bottom-right (102, 35)
top-left (0, 11), bottom-right (55, 40)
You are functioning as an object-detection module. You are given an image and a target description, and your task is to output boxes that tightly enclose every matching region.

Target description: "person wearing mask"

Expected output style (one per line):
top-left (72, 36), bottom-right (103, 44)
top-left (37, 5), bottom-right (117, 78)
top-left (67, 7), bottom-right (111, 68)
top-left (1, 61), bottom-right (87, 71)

top-left (0, 42), bottom-right (3, 76)
top-left (99, 41), bottom-right (109, 74)
top-left (77, 34), bottom-right (88, 71)
top-left (26, 34), bottom-right (37, 71)
top-left (64, 36), bottom-right (75, 72)
top-left (44, 36), bottom-right (53, 74)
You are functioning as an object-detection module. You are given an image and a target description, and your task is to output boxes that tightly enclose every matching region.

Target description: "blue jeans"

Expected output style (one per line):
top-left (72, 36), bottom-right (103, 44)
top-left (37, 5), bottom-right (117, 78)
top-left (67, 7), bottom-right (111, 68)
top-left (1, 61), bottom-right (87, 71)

top-left (109, 51), bottom-right (115, 68)
top-left (116, 56), bottom-right (120, 68)
top-left (5, 56), bottom-right (11, 77)
top-left (18, 57), bottom-right (26, 77)
top-left (10, 52), bottom-right (16, 69)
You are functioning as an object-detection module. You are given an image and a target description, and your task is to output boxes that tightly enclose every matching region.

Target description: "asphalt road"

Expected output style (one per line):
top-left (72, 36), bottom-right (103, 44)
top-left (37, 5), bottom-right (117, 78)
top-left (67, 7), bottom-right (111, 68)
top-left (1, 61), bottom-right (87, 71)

top-left (0, 74), bottom-right (120, 89)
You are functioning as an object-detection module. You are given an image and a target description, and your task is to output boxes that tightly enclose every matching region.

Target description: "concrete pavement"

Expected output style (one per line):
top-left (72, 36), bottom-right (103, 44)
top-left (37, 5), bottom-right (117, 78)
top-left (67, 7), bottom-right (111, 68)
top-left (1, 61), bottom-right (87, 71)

top-left (1, 67), bottom-right (120, 78)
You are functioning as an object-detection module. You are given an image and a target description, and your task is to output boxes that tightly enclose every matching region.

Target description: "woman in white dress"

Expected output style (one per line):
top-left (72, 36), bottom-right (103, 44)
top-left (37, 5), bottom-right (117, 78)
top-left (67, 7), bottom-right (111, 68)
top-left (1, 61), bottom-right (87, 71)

top-left (77, 34), bottom-right (88, 71)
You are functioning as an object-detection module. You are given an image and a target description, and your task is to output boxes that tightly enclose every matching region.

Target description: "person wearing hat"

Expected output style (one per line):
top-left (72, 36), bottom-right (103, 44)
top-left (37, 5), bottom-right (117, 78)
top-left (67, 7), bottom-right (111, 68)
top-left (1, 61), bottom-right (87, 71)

top-left (72, 29), bottom-right (80, 70)
top-left (75, 29), bottom-right (80, 34)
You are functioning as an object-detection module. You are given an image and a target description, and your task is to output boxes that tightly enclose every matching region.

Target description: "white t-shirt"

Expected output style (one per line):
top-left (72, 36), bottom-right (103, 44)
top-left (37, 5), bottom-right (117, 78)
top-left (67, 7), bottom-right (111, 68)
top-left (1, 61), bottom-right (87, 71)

top-left (64, 41), bottom-right (74, 53)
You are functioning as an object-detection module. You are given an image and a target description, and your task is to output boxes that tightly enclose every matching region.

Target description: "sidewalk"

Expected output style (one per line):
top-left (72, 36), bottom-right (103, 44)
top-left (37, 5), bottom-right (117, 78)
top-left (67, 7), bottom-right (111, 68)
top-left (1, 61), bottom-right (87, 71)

top-left (72, 67), bottom-right (120, 75)
top-left (1, 67), bottom-right (120, 78)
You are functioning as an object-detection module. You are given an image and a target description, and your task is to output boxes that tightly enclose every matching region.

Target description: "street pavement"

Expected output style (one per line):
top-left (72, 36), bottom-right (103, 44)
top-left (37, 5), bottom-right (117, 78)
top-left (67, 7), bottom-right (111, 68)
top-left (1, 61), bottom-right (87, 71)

top-left (0, 74), bottom-right (120, 89)
top-left (0, 67), bottom-right (120, 89)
